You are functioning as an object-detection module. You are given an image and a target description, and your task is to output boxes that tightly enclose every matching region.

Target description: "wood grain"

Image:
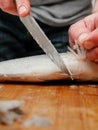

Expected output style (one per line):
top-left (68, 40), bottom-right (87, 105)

top-left (0, 82), bottom-right (98, 130)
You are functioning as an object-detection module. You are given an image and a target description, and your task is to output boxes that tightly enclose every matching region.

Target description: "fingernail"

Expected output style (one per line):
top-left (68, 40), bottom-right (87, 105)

top-left (78, 33), bottom-right (88, 45)
top-left (19, 6), bottom-right (27, 16)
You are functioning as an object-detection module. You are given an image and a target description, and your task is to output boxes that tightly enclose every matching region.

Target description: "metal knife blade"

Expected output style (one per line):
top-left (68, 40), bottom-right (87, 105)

top-left (20, 15), bottom-right (71, 75)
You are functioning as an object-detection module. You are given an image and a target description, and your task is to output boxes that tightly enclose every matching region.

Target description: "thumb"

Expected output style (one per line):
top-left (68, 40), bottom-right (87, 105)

top-left (78, 33), bottom-right (89, 45)
top-left (68, 19), bottom-right (90, 47)
top-left (81, 28), bottom-right (98, 50)
top-left (15, 0), bottom-right (30, 17)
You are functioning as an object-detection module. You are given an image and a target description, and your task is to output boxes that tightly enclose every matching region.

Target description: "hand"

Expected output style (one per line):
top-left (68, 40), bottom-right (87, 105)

top-left (0, 0), bottom-right (30, 17)
top-left (68, 13), bottom-right (98, 62)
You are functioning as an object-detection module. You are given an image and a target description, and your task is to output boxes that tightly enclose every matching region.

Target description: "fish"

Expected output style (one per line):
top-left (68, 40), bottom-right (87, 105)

top-left (0, 46), bottom-right (97, 82)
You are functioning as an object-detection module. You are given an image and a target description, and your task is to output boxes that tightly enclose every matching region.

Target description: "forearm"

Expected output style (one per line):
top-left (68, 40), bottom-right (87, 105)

top-left (92, 0), bottom-right (98, 13)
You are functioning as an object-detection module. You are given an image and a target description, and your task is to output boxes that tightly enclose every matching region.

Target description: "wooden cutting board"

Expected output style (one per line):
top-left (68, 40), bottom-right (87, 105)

top-left (0, 82), bottom-right (98, 130)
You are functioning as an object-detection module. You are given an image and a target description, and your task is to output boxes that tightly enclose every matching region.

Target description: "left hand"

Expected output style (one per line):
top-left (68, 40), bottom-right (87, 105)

top-left (68, 13), bottom-right (98, 62)
top-left (0, 0), bottom-right (30, 17)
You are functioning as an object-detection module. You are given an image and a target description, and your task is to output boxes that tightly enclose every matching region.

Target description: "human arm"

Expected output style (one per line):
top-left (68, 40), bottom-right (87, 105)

top-left (68, 0), bottom-right (98, 62)
top-left (0, 0), bottom-right (30, 17)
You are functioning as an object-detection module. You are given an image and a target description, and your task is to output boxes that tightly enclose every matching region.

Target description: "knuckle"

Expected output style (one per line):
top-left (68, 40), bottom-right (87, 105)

top-left (68, 25), bottom-right (73, 33)
top-left (68, 24), bottom-right (75, 35)
top-left (68, 27), bottom-right (72, 36)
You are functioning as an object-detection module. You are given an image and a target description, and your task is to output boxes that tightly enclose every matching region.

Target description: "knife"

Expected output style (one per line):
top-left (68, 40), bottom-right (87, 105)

top-left (20, 15), bottom-right (72, 76)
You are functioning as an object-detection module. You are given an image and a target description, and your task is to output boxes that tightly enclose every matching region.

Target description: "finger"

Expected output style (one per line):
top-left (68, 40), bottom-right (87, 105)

top-left (15, 0), bottom-right (30, 17)
top-left (68, 19), bottom-right (90, 47)
top-left (86, 47), bottom-right (98, 62)
top-left (82, 28), bottom-right (98, 50)
top-left (0, 0), bottom-right (17, 15)
top-left (69, 13), bottom-right (98, 47)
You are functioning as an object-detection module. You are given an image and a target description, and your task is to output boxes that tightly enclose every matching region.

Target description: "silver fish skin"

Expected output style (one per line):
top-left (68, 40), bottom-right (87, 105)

top-left (0, 53), bottom-right (97, 82)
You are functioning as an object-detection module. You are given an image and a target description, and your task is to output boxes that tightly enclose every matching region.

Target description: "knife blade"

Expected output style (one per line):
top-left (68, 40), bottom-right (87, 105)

top-left (20, 15), bottom-right (71, 76)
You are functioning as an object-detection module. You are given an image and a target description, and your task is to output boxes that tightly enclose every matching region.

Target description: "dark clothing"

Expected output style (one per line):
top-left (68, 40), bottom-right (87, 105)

top-left (0, 10), bottom-right (69, 61)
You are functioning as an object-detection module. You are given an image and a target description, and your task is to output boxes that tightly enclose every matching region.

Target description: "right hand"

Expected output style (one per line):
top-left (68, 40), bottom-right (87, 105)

top-left (0, 0), bottom-right (30, 17)
top-left (68, 13), bottom-right (98, 62)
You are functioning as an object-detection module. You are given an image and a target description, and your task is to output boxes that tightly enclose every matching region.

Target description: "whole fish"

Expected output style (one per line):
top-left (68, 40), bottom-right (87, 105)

top-left (0, 49), bottom-right (97, 82)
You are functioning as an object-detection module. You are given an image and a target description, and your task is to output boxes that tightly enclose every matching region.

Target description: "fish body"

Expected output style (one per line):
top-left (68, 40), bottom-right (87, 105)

top-left (0, 52), bottom-right (97, 82)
